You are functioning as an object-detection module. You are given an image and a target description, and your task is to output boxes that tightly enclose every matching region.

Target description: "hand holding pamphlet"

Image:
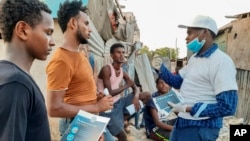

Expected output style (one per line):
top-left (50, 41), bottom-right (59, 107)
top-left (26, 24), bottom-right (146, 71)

top-left (126, 100), bottom-right (144, 115)
top-left (153, 89), bottom-right (183, 116)
top-left (61, 110), bottom-right (110, 141)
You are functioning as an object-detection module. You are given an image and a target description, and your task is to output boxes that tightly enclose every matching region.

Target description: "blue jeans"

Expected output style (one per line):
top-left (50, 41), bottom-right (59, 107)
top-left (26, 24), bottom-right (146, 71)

top-left (170, 126), bottom-right (220, 141)
top-left (104, 128), bottom-right (116, 141)
top-left (128, 107), bottom-right (145, 128)
top-left (59, 118), bottom-right (73, 136)
top-left (100, 94), bottom-right (134, 136)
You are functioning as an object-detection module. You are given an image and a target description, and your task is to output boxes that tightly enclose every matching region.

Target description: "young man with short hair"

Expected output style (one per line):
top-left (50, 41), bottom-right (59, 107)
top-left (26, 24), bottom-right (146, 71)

top-left (46, 0), bottom-right (113, 140)
top-left (0, 0), bottom-right (55, 141)
top-left (97, 43), bottom-right (151, 141)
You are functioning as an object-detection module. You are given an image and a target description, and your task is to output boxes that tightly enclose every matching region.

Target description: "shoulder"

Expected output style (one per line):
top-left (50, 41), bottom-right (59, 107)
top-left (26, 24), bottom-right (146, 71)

top-left (211, 49), bottom-right (235, 65)
top-left (152, 92), bottom-right (159, 97)
top-left (99, 64), bottom-right (111, 77)
top-left (101, 64), bottom-right (111, 72)
top-left (0, 61), bottom-right (17, 85)
top-left (0, 61), bottom-right (33, 90)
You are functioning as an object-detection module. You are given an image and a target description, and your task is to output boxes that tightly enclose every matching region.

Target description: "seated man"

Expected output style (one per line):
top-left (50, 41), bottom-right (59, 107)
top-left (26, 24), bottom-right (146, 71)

top-left (144, 77), bottom-right (177, 141)
top-left (97, 43), bottom-right (151, 141)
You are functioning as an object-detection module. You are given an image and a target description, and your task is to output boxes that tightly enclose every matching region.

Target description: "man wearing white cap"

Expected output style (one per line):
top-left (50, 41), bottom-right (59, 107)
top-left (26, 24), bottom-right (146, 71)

top-left (151, 15), bottom-right (238, 141)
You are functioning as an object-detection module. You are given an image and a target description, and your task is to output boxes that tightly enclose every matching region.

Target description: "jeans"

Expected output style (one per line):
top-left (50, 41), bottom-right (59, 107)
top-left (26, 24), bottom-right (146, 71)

top-left (104, 128), bottom-right (116, 141)
top-left (170, 126), bottom-right (220, 141)
top-left (129, 107), bottom-right (145, 128)
top-left (59, 118), bottom-right (73, 136)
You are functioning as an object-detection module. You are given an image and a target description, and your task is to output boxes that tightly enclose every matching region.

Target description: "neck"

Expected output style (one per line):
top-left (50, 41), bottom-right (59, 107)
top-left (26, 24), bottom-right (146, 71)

top-left (3, 42), bottom-right (34, 74)
top-left (199, 39), bottom-right (213, 54)
top-left (112, 62), bottom-right (121, 70)
top-left (158, 90), bottom-right (169, 95)
top-left (62, 32), bottom-right (80, 52)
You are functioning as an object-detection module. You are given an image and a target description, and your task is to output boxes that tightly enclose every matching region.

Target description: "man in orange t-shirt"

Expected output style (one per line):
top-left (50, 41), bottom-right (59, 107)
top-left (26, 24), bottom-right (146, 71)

top-left (46, 1), bottom-right (113, 140)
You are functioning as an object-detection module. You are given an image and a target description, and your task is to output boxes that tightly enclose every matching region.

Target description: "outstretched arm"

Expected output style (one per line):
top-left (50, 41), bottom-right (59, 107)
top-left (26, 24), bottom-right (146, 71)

top-left (158, 64), bottom-right (183, 89)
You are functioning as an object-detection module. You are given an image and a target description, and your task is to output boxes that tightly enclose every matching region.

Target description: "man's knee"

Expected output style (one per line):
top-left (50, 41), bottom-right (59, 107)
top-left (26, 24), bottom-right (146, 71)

top-left (139, 91), bottom-right (151, 103)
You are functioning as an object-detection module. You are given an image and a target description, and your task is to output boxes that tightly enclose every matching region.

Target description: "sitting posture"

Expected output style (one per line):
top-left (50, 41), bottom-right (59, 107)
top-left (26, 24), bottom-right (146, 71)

top-left (144, 78), bottom-right (177, 141)
top-left (97, 43), bottom-right (151, 141)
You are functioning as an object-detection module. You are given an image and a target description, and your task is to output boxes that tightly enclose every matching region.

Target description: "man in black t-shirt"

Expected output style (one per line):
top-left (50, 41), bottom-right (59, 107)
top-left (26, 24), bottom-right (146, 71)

top-left (0, 0), bottom-right (55, 141)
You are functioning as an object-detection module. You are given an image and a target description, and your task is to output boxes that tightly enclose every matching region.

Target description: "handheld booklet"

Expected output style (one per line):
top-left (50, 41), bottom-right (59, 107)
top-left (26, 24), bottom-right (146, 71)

top-left (126, 100), bottom-right (144, 115)
top-left (61, 110), bottom-right (110, 141)
top-left (153, 89), bottom-right (183, 116)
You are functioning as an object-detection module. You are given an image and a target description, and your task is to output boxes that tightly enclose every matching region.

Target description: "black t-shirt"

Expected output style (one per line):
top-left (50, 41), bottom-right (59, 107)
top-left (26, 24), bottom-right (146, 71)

top-left (0, 61), bottom-right (51, 141)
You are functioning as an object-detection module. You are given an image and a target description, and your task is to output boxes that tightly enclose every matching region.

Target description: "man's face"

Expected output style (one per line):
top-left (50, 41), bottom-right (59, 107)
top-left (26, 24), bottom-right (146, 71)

top-left (111, 47), bottom-right (126, 63)
top-left (76, 11), bottom-right (91, 44)
top-left (157, 79), bottom-right (171, 94)
top-left (26, 11), bottom-right (55, 60)
top-left (185, 28), bottom-right (204, 44)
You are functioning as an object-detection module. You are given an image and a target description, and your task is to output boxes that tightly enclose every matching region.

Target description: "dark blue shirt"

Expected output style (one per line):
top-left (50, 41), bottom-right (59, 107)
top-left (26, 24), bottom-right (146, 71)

top-left (0, 61), bottom-right (51, 141)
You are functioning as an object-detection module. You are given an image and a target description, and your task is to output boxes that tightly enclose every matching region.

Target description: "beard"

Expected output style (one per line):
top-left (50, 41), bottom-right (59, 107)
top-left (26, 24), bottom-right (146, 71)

top-left (76, 28), bottom-right (88, 44)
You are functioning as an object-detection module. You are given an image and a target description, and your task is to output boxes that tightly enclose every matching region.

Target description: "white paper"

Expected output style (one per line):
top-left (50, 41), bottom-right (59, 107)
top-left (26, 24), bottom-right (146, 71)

top-left (126, 100), bottom-right (144, 115)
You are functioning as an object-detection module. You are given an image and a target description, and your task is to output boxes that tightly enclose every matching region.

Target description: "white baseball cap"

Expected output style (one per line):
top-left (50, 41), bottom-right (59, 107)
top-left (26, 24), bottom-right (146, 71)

top-left (178, 15), bottom-right (218, 35)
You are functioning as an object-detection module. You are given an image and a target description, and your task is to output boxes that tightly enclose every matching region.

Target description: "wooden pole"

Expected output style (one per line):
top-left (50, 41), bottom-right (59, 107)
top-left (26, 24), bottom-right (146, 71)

top-left (114, 0), bottom-right (126, 20)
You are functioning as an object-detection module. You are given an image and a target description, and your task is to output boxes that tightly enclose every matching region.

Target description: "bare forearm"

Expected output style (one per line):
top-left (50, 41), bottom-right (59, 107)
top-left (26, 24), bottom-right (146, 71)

top-left (155, 121), bottom-right (173, 130)
top-left (110, 85), bottom-right (130, 96)
top-left (48, 103), bottom-right (99, 118)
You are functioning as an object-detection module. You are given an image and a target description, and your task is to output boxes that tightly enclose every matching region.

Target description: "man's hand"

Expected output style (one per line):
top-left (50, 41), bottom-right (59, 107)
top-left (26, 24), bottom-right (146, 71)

top-left (132, 97), bottom-right (140, 112)
top-left (168, 101), bottom-right (187, 113)
top-left (151, 55), bottom-right (162, 70)
top-left (96, 92), bottom-right (105, 101)
top-left (98, 133), bottom-right (104, 141)
top-left (125, 77), bottom-right (134, 88)
top-left (96, 95), bottom-right (113, 112)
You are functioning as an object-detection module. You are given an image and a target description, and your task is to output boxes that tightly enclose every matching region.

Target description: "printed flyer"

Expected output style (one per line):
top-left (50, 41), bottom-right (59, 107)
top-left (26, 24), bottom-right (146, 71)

top-left (61, 110), bottom-right (110, 141)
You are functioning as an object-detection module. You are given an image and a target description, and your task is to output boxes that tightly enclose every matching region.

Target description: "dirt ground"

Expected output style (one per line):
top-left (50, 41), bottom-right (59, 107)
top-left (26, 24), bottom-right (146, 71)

top-left (49, 115), bottom-right (245, 141)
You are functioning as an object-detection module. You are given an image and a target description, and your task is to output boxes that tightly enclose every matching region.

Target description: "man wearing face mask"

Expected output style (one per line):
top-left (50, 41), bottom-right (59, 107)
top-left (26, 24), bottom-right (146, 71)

top-left (151, 15), bottom-right (238, 141)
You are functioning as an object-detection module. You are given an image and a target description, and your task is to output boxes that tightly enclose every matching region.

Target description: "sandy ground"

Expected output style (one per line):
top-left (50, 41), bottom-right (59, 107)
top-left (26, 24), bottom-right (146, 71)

top-left (50, 115), bottom-right (246, 141)
top-left (125, 115), bottom-right (246, 141)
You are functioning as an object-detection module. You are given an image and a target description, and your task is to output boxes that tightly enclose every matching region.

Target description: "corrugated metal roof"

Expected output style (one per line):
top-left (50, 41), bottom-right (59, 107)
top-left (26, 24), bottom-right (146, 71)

top-left (43, 0), bottom-right (89, 18)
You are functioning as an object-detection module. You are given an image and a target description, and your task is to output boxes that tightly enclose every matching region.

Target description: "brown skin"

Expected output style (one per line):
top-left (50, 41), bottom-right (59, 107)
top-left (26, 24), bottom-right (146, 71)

top-left (3, 11), bottom-right (55, 73)
top-left (186, 27), bottom-right (214, 55)
top-left (150, 79), bottom-right (173, 131)
top-left (46, 11), bottom-right (112, 141)
top-left (47, 11), bottom-right (113, 118)
top-left (182, 27), bottom-right (215, 113)
top-left (98, 47), bottom-right (151, 141)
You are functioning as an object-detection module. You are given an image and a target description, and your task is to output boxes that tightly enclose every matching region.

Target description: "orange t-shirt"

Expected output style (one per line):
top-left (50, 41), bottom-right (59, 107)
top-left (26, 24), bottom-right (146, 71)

top-left (46, 48), bottom-right (97, 106)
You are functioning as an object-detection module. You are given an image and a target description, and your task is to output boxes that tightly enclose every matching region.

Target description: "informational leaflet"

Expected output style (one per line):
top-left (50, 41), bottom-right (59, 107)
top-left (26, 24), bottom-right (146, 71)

top-left (153, 89), bottom-right (183, 116)
top-left (126, 100), bottom-right (144, 115)
top-left (61, 110), bottom-right (110, 141)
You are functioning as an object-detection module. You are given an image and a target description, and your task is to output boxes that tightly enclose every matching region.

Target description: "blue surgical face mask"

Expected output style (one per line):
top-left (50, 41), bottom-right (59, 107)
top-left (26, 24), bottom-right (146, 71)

top-left (187, 37), bottom-right (206, 53)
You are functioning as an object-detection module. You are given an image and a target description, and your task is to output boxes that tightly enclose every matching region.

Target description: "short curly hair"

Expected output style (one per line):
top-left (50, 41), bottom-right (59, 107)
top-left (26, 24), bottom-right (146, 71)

top-left (110, 43), bottom-right (125, 54)
top-left (57, 0), bottom-right (88, 33)
top-left (0, 0), bottom-right (51, 42)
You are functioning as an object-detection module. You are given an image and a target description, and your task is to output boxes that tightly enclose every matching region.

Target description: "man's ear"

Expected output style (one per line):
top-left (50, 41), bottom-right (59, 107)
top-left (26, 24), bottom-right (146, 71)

top-left (68, 17), bottom-right (78, 30)
top-left (14, 21), bottom-right (31, 41)
top-left (110, 53), bottom-right (114, 59)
